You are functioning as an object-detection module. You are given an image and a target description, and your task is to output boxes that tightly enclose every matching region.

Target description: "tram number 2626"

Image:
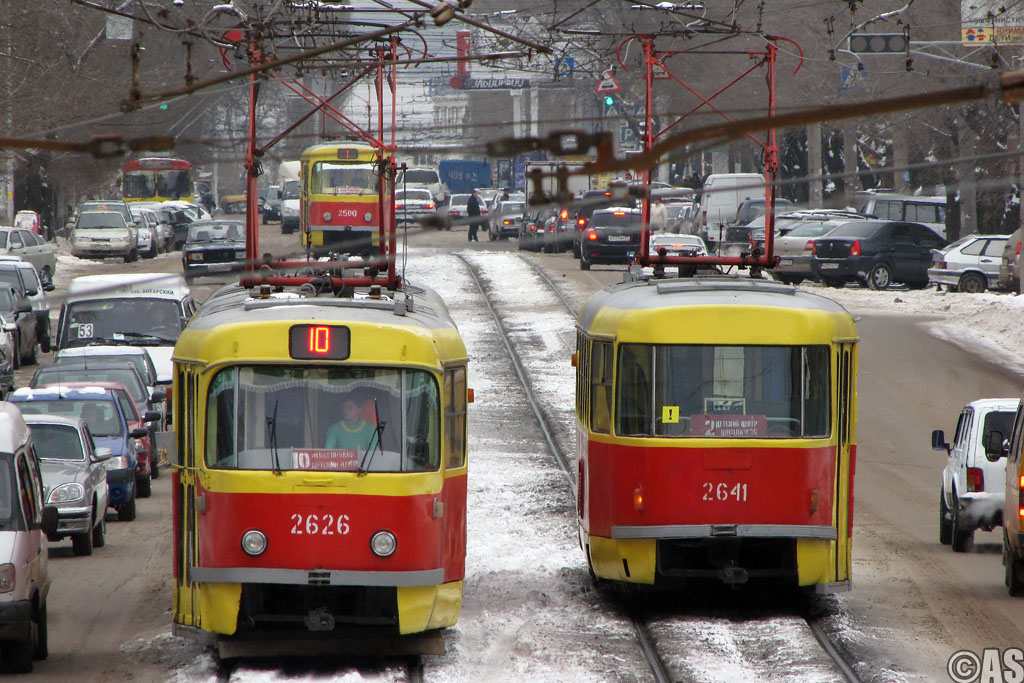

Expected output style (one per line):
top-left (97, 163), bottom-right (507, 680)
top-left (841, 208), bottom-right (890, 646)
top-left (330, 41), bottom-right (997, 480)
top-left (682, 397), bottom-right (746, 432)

top-left (702, 482), bottom-right (749, 502)
top-left (289, 513), bottom-right (351, 536)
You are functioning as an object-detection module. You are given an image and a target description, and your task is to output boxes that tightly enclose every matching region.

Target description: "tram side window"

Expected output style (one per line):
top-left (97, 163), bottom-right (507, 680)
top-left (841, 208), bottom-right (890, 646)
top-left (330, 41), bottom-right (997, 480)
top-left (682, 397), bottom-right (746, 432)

top-left (590, 342), bottom-right (613, 434)
top-left (444, 367), bottom-right (467, 468)
top-left (616, 344), bottom-right (652, 436)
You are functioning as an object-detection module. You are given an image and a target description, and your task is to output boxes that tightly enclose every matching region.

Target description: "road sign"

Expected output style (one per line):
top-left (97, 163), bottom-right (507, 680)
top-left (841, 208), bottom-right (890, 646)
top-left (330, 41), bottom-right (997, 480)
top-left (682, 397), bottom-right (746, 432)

top-left (595, 69), bottom-right (621, 94)
top-left (652, 60), bottom-right (671, 80)
top-left (557, 57), bottom-right (575, 80)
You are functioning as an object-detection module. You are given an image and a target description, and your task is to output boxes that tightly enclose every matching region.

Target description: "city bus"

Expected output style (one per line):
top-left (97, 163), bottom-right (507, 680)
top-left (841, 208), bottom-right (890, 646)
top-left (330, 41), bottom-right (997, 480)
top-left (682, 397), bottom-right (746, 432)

top-left (122, 158), bottom-right (195, 204)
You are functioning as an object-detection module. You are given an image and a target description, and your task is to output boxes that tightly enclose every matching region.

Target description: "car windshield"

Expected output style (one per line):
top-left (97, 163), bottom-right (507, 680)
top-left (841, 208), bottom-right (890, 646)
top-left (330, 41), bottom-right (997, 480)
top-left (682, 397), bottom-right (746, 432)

top-left (311, 162), bottom-right (377, 195)
top-left (591, 212), bottom-right (641, 228)
top-left (827, 222), bottom-right (885, 238)
top-left (615, 344), bottom-right (831, 439)
top-left (16, 399), bottom-right (122, 437)
top-left (187, 222), bottom-right (243, 243)
top-left (56, 354), bottom-right (153, 385)
top-left (77, 212), bottom-right (127, 229)
top-left (401, 170), bottom-right (438, 184)
top-left (64, 298), bottom-right (182, 345)
top-left (282, 180), bottom-right (300, 200)
top-left (0, 271), bottom-right (20, 292)
top-left (32, 367), bottom-right (146, 402)
top-left (205, 365), bottom-right (439, 473)
top-left (81, 203), bottom-right (131, 222)
top-left (31, 423), bottom-right (85, 461)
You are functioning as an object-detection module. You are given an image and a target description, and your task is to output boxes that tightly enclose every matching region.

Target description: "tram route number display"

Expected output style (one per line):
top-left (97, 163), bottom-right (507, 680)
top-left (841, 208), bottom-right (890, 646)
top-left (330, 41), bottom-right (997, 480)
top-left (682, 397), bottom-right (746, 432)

top-left (290, 512), bottom-right (351, 536)
top-left (701, 482), bottom-right (749, 502)
top-left (292, 448), bottom-right (359, 471)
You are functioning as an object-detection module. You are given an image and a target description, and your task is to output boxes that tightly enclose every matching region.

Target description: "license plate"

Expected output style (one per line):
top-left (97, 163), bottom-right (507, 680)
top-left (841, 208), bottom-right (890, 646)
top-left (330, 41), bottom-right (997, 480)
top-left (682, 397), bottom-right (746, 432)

top-left (779, 258), bottom-right (793, 266)
top-left (208, 264), bottom-right (233, 272)
top-left (820, 262), bottom-right (839, 269)
top-left (607, 235), bottom-right (629, 242)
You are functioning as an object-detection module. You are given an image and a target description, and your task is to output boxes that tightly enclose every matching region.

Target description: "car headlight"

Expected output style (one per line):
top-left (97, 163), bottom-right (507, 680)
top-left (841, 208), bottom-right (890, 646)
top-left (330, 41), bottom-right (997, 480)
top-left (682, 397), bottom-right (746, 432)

top-left (0, 564), bottom-right (13, 593)
top-left (187, 252), bottom-right (204, 261)
top-left (370, 530), bottom-right (397, 557)
top-left (241, 529), bottom-right (267, 556)
top-left (234, 250), bottom-right (246, 259)
top-left (103, 455), bottom-right (131, 470)
top-left (47, 482), bottom-right (84, 504)
top-left (74, 235), bottom-right (90, 243)
top-left (283, 206), bottom-right (299, 216)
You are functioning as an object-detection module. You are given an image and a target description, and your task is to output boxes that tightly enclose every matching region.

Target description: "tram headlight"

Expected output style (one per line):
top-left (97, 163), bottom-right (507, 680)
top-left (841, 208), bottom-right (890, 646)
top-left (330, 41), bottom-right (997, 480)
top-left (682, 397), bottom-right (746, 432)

top-left (363, 212), bottom-right (373, 223)
top-left (241, 529), bottom-right (268, 556)
top-left (370, 530), bottom-right (396, 557)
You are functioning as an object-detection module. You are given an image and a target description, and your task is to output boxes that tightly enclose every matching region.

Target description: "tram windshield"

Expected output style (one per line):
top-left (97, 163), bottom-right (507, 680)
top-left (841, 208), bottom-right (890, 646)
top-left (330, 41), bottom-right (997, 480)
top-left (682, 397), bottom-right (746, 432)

top-left (205, 365), bottom-right (440, 472)
top-left (310, 162), bottom-right (378, 196)
top-left (615, 344), bottom-right (830, 439)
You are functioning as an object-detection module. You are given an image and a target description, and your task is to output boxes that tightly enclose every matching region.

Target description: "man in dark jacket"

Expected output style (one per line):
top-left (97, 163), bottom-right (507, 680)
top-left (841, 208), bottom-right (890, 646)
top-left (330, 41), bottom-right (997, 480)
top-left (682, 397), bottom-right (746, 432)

top-left (467, 190), bottom-right (482, 242)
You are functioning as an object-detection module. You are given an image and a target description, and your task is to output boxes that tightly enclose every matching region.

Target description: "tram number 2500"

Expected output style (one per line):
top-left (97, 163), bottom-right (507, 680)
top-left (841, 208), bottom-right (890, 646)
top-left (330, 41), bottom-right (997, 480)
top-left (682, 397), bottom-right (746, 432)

top-left (289, 513), bottom-right (351, 536)
top-left (702, 482), bottom-right (748, 502)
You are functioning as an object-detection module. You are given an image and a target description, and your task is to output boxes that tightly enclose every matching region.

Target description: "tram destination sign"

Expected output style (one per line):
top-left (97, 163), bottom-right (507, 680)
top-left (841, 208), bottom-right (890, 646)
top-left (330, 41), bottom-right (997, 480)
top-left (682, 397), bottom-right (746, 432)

top-left (289, 324), bottom-right (351, 360)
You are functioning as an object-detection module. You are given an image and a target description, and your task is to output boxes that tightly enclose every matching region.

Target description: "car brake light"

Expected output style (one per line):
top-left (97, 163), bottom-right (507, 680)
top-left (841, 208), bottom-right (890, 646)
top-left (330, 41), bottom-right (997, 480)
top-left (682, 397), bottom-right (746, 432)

top-left (803, 240), bottom-right (814, 252)
top-left (586, 229), bottom-right (598, 241)
top-left (577, 217), bottom-right (586, 226)
top-left (503, 220), bottom-right (511, 225)
top-left (966, 467), bottom-right (984, 493)
top-left (1017, 239), bottom-right (1022, 255)
top-left (560, 209), bottom-right (568, 220)
top-left (603, 191), bottom-right (611, 197)
top-left (613, 211), bottom-right (626, 216)
top-left (810, 241), bottom-right (817, 256)
top-left (395, 203), bottom-right (405, 209)
top-left (850, 240), bottom-right (861, 256)
top-left (425, 203), bottom-right (434, 209)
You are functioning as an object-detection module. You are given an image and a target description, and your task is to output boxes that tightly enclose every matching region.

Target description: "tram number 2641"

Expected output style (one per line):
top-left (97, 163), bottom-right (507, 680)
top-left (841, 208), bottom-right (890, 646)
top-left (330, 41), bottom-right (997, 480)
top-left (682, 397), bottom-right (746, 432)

top-left (701, 482), bottom-right (748, 502)
top-left (290, 513), bottom-right (351, 536)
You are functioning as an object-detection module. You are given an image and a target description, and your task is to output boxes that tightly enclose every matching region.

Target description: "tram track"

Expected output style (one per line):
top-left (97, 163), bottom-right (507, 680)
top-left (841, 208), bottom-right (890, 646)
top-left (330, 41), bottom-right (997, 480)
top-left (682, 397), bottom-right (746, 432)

top-left (465, 251), bottom-right (864, 683)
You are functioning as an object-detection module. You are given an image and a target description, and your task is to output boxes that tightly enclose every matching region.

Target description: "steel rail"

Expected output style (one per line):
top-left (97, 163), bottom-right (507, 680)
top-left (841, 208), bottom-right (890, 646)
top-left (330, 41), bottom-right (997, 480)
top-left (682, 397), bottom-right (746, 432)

top-left (807, 616), bottom-right (862, 683)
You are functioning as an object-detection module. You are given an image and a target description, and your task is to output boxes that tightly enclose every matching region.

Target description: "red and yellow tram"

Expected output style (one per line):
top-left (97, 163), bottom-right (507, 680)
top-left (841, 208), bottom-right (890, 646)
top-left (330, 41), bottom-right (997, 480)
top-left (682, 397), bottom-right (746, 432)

top-left (575, 278), bottom-right (857, 591)
top-left (171, 283), bottom-right (469, 648)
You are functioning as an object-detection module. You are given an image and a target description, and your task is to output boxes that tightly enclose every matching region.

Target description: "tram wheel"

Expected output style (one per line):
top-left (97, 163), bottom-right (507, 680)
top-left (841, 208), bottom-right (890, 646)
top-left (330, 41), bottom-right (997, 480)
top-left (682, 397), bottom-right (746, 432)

top-left (939, 489), bottom-right (952, 546)
top-left (950, 493), bottom-right (974, 552)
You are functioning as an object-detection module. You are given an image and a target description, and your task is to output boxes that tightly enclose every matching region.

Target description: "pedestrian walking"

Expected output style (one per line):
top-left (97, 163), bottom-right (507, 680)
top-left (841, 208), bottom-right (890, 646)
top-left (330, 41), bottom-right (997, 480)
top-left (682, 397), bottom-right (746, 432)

top-left (650, 196), bottom-right (668, 233)
top-left (467, 189), bottom-right (482, 242)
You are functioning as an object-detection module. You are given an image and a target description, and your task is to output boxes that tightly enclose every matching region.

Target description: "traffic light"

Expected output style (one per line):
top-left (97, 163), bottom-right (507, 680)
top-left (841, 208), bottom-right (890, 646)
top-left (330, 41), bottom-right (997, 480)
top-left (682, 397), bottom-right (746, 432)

top-left (848, 33), bottom-right (906, 54)
top-left (604, 95), bottom-right (615, 106)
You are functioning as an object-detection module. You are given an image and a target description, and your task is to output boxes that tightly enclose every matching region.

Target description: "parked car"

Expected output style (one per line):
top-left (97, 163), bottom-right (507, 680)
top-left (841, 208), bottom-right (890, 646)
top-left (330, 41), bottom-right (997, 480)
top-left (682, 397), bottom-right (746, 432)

top-left (395, 189), bottom-right (438, 225)
top-left (854, 191), bottom-right (948, 238)
top-left (12, 211), bottom-right (40, 237)
top-left (732, 197), bottom-right (796, 226)
top-left (488, 201), bottom-right (524, 241)
top-left (397, 167), bottom-right (448, 205)
top-left (0, 339), bottom-right (14, 396)
top-left (982, 395), bottom-right (1024, 595)
top-left (181, 220), bottom-right (246, 283)
top-left (810, 220), bottom-right (946, 289)
top-left (928, 233), bottom-right (1009, 293)
top-left (10, 386), bottom-right (145, 522)
top-left (769, 219), bottom-right (856, 285)
top-left (78, 199), bottom-right (137, 228)
top-left (519, 207), bottom-right (558, 252)
top-left (0, 403), bottom-right (57, 672)
top-left (0, 284), bottom-right (37, 368)
top-left (26, 414), bottom-right (109, 556)
top-left (54, 346), bottom-right (160, 404)
top-left (262, 185), bottom-right (282, 223)
top-left (0, 260), bottom-right (53, 352)
top-left (579, 207), bottom-right (644, 271)
top-left (933, 398), bottom-right (1018, 552)
top-left (542, 207), bottom-right (575, 253)
top-left (70, 211), bottom-right (139, 263)
top-left (998, 227), bottom-right (1022, 294)
top-left (0, 228), bottom-right (56, 281)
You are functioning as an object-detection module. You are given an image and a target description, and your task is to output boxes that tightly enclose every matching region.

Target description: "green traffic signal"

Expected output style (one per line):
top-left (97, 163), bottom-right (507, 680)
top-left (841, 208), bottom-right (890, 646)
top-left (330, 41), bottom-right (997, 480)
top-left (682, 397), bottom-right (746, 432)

top-left (159, 103), bottom-right (168, 110)
top-left (604, 95), bottom-right (614, 106)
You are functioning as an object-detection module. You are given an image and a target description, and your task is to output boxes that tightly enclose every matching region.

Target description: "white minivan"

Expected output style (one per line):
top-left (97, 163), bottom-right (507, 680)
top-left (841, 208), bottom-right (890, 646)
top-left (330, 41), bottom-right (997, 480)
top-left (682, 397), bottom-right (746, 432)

top-left (696, 172), bottom-right (766, 246)
top-left (0, 403), bottom-right (58, 672)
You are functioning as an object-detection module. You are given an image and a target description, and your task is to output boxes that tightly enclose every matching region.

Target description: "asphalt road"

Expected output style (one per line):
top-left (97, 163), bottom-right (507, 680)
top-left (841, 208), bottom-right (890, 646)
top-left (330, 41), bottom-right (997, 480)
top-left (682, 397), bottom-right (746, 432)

top-left (19, 219), bottom-right (1024, 680)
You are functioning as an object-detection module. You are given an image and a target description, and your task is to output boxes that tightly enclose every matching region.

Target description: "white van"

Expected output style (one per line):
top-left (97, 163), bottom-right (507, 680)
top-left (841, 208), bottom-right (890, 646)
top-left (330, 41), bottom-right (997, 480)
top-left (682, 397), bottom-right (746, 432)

top-left (854, 192), bottom-right (948, 238)
top-left (0, 403), bottom-right (57, 672)
top-left (696, 173), bottom-right (766, 244)
top-left (397, 168), bottom-right (449, 205)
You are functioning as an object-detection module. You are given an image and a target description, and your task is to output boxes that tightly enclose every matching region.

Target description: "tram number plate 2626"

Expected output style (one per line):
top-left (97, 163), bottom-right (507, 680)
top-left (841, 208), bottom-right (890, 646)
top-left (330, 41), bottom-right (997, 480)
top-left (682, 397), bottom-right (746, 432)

top-left (289, 513), bottom-right (351, 536)
top-left (701, 482), bottom-right (748, 502)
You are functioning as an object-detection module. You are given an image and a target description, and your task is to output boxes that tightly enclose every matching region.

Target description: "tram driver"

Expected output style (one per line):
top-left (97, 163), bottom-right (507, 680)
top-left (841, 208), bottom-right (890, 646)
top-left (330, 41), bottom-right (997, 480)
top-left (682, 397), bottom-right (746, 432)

top-left (325, 396), bottom-right (377, 452)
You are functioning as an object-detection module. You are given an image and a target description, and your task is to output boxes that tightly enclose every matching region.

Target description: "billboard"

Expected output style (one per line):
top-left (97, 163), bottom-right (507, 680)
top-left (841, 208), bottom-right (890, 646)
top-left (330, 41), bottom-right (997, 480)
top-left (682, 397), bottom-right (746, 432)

top-left (962, 1), bottom-right (1024, 44)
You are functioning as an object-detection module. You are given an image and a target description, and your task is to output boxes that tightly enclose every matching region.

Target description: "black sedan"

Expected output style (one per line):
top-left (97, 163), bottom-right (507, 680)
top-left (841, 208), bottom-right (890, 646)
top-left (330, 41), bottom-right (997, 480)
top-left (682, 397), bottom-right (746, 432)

top-left (0, 283), bottom-right (37, 367)
top-left (579, 207), bottom-right (643, 270)
top-left (181, 221), bottom-right (247, 283)
top-left (810, 220), bottom-right (946, 289)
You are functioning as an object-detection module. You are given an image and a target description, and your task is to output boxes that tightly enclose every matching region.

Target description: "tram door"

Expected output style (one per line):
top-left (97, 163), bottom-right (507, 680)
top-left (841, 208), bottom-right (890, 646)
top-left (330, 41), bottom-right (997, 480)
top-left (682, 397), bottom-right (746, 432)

top-left (834, 343), bottom-right (856, 582)
top-left (173, 368), bottom-right (201, 627)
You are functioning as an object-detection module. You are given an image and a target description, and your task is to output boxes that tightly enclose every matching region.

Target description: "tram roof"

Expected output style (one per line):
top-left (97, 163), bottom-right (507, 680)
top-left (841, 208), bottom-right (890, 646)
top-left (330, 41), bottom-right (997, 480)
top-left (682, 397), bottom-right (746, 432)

top-left (301, 143), bottom-right (378, 159)
top-left (578, 276), bottom-right (856, 338)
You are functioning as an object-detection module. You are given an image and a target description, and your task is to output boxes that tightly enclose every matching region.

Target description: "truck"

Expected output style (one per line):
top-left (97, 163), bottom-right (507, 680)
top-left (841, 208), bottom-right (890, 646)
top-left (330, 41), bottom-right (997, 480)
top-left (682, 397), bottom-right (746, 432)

top-left (523, 160), bottom-right (595, 201)
top-left (439, 159), bottom-right (491, 196)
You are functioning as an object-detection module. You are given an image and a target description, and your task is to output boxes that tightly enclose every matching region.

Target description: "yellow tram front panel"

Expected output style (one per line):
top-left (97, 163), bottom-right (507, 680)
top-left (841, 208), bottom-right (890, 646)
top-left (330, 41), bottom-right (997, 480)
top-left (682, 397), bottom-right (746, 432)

top-left (173, 293), bottom-right (469, 639)
top-left (575, 280), bottom-right (858, 591)
top-left (300, 143), bottom-right (381, 250)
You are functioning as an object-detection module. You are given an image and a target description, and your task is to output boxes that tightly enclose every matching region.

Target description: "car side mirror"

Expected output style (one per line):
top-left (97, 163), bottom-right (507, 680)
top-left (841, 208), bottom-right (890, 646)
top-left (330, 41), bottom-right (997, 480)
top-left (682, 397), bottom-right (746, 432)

top-left (24, 288), bottom-right (37, 297)
top-left (151, 389), bottom-right (166, 402)
top-left (930, 429), bottom-right (949, 453)
top-left (39, 505), bottom-right (59, 535)
top-left (984, 430), bottom-right (1008, 462)
top-left (143, 411), bottom-right (161, 423)
top-left (130, 427), bottom-right (149, 439)
top-left (44, 283), bottom-right (54, 292)
top-left (93, 446), bottom-right (113, 461)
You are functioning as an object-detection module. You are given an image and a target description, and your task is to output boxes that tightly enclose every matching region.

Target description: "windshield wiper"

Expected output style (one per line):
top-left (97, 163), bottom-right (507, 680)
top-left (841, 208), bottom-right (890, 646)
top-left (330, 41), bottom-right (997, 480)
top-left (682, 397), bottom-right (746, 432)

top-left (357, 399), bottom-right (386, 476)
top-left (114, 331), bottom-right (175, 343)
top-left (267, 399), bottom-right (282, 475)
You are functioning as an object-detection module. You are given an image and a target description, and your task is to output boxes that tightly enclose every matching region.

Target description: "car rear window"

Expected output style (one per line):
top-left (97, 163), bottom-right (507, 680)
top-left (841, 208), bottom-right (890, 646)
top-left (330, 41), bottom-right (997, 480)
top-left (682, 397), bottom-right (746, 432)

top-left (32, 367), bottom-right (146, 402)
top-left (591, 212), bottom-right (641, 228)
top-left (827, 222), bottom-right (885, 238)
top-left (402, 170), bottom-right (439, 184)
top-left (983, 410), bottom-right (1016, 441)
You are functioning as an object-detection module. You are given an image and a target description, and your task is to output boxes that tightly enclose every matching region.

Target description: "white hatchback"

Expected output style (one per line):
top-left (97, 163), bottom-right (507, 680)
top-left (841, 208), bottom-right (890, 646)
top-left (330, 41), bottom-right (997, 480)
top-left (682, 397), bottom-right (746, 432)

top-left (933, 398), bottom-right (1020, 551)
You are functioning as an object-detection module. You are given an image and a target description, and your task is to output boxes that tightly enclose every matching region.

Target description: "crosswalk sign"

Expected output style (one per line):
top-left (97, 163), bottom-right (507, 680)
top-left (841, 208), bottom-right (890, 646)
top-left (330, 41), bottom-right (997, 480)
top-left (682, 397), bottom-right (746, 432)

top-left (595, 69), bottom-right (621, 94)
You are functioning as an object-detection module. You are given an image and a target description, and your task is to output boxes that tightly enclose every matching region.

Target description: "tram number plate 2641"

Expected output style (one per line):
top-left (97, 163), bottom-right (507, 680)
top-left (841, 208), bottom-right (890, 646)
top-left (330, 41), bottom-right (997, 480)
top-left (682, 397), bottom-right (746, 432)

top-left (289, 513), bottom-right (351, 536)
top-left (701, 482), bottom-right (748, 502)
